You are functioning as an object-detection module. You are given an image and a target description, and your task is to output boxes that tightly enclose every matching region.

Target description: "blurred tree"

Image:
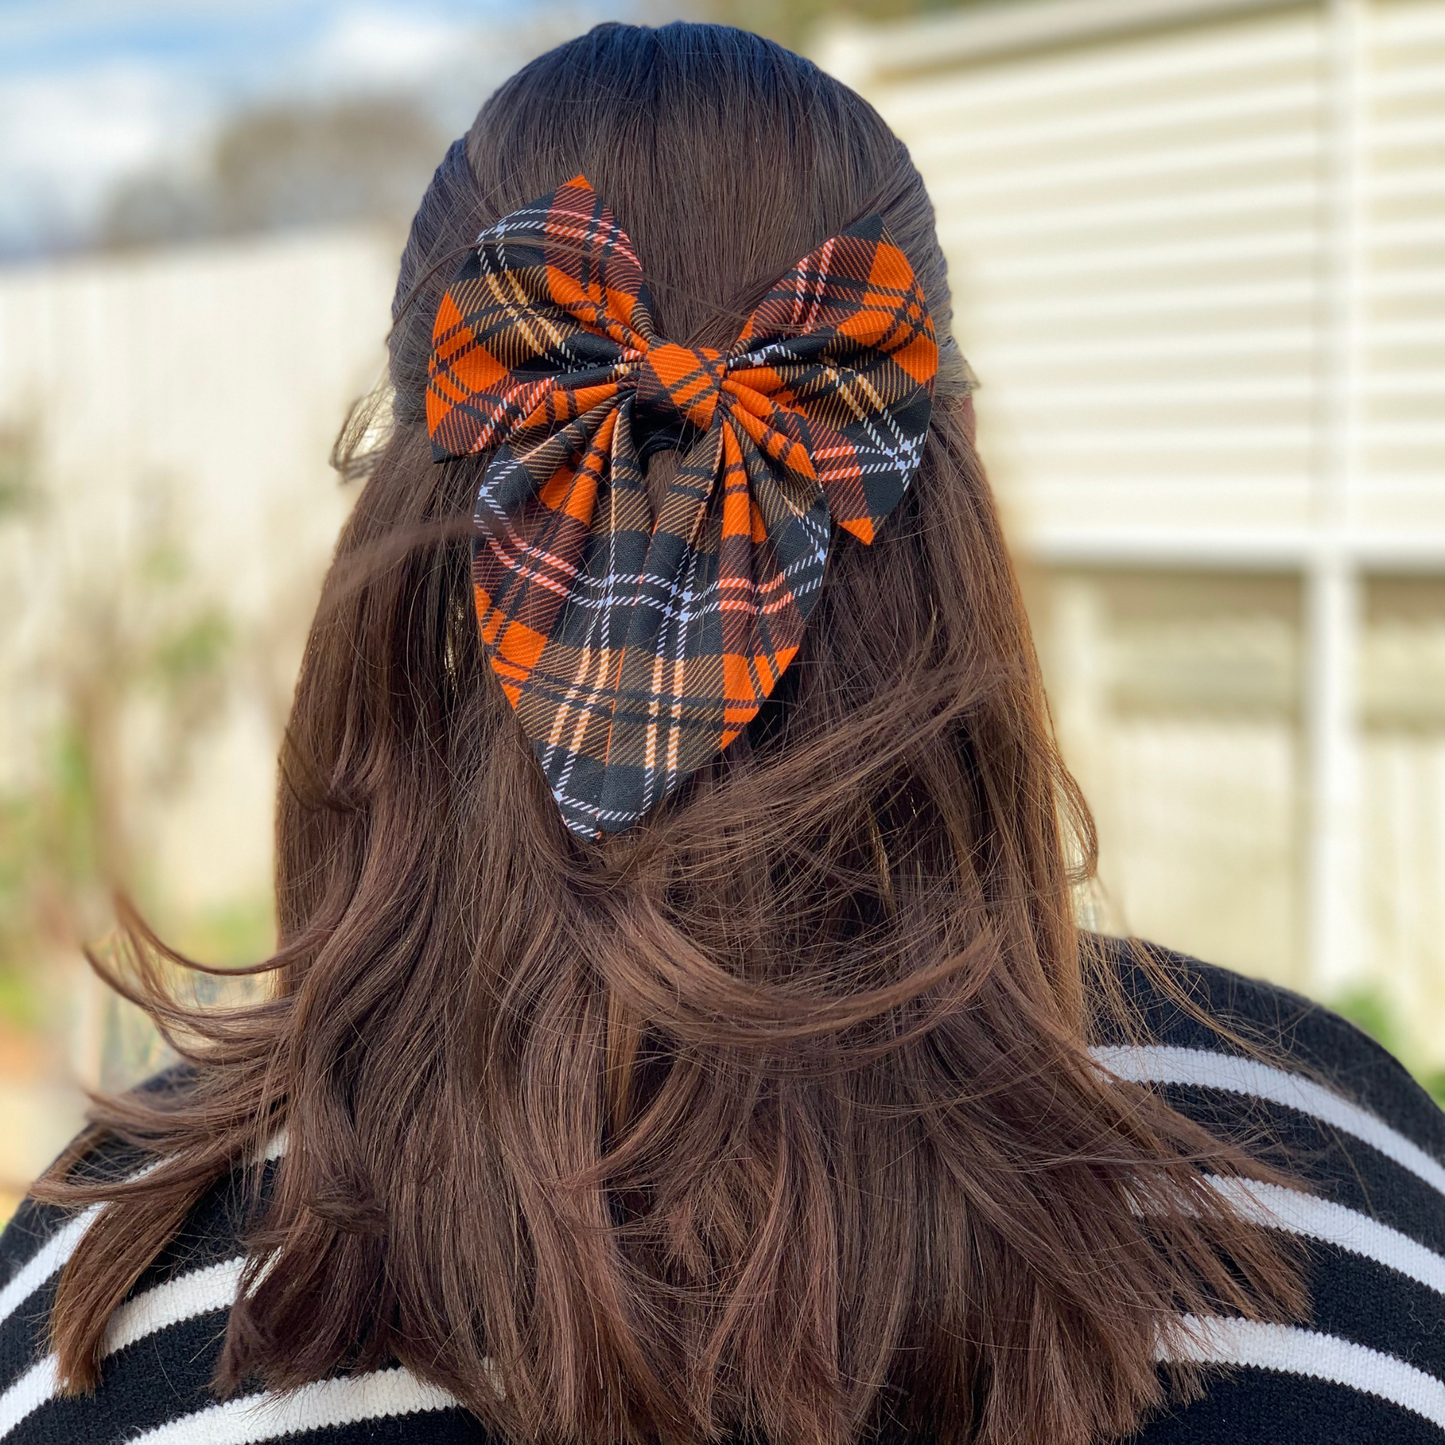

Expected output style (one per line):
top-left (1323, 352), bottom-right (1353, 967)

top-left (0, 427), bottom-right (39, 518)
top-left (102, 97), bottom-right (446, 248)
top-left (96, 3), bottom-right (995, 250)
top-left (708, 0), bottom-right (976, 49)
top-left (0, 466), bottom-right (235, 1031)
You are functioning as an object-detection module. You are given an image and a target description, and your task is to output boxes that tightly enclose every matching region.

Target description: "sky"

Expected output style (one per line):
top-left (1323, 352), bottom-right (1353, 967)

top-left (0, 0), bottom-right (650, 256)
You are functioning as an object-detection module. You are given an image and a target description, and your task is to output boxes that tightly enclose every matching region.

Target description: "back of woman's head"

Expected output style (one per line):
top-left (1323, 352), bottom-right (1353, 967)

top-left (41, 22), bottom-right (1302, 1445)
top-left (388, 22), bottom-right (963, 412)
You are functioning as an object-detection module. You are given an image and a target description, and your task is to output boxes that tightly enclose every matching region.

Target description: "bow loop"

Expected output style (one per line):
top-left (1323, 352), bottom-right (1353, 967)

top-left (427, 173), bottom-right (938, 839)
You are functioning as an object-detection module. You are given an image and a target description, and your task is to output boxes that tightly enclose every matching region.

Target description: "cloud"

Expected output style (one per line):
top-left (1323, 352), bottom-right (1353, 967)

top-left (0, 58), bottom-right (210, 251)
top-left (0, 0), bottom-right (638, 255)
top-left (306, 6), bottom-right (485, 92)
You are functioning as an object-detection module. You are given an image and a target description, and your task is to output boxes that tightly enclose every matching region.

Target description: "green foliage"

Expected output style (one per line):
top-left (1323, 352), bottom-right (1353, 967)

top-left (0, 469), bottom-right (243, 1041)
top-left (0, 427), bottom-right (39, 517)
top-left (0, 728), bottom-right (102, 1021)
top-left (0, 963), bottom-right (41, 1031)
top-left (1333, 985), bottom-right (1398, 1052)
top-left (1333, 984), bottom-right (1445, 1107)
top-left (150, 610), bottom-right (232, 689)
top-left (168, 898), bottom-right (276, 972)
top-left (51, 726), bottom-right (104, 884)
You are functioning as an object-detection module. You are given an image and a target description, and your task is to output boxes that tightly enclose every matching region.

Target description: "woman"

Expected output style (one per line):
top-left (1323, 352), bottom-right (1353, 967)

top-left (3, 21), bottom-right (1443, 1445)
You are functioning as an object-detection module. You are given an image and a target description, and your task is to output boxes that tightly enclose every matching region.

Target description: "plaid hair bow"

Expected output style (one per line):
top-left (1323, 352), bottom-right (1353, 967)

top-left (427, 175), bottom-right (937, 839)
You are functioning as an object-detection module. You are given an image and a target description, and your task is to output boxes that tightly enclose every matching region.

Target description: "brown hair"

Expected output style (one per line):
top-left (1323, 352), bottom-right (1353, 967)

top-left (39, 22), bottom-right (1303, 1445)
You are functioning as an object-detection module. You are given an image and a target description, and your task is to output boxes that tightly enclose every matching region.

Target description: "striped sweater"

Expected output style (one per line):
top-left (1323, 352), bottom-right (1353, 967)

top-left (3, 943), bottom-right (1445, 1444)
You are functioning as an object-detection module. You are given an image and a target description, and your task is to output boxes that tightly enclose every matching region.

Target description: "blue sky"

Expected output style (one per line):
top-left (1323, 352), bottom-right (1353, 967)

top-left (0, 0), bottom-right (653, 254)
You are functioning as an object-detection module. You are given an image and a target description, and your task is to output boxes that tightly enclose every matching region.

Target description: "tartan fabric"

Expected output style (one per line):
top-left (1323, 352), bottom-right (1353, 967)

top-left (427, 175), bottom-right (938, 839)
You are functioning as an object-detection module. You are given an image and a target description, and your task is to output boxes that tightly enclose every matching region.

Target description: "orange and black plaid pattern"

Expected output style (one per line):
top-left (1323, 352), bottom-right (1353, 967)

top-left (427, 175), bottom-right (938, 839)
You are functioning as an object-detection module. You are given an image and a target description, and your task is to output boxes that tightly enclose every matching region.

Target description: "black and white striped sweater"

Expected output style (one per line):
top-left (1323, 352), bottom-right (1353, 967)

top-left (4, 943), bottom-right (1445, 1444)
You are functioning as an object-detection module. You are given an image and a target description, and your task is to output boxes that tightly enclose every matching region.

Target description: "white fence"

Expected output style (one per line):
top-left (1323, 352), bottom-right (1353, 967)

top-left (0, 227), bottom-right (395, 1193)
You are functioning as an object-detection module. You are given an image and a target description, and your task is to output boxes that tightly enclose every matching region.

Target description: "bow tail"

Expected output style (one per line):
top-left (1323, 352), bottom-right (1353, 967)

top-left (719, 416), bottom-right (831, 716)
top-left (588, 415), bottom-right (829, 836)
top-left (523, 400), bottom-right (659, 836)
top-left (588, 423), bottom-right (726, 833)
top-left (713, 419), bottom-right (821, 747)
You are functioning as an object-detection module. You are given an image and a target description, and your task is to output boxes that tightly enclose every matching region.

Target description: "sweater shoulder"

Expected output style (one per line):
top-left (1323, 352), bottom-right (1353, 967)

top-left (1094, 936), bottom-right (1445, 1443)
top-left (1092, 932), bottom-right (1445, 1162)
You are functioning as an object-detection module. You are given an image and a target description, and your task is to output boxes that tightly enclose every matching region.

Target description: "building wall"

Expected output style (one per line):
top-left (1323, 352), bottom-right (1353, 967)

top-left (822, 0), bottom-right (1445, 1062)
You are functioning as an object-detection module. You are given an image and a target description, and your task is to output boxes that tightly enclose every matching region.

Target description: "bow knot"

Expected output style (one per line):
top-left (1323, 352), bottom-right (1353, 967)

top-left (634, 342), bottom-right (727, 433)
top-left (427, 175), bottom-right (937, 840)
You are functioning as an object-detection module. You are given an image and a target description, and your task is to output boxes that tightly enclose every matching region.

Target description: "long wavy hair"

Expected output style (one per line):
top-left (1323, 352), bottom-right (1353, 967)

top-left (38, 22), bottom-right (1304, 1445)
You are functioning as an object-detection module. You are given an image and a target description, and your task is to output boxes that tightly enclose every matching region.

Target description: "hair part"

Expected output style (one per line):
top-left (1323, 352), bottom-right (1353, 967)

top-left (38, 22), bottom-right (1304, 1445)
